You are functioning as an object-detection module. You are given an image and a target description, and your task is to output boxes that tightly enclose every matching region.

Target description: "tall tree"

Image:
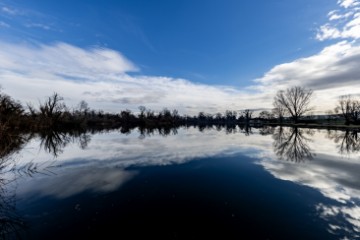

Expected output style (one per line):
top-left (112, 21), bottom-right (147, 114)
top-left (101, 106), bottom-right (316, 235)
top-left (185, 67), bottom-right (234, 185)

top-left (39, 92), bottom-right (66, 120)
top-left (335, 95), bottom-right (360, 125)
top-left (241, 109), bottom-right (253, 123)
top-left (272, 102), bottom-right (287, 123)
top-left (273, 86), bottom-right (313, 123)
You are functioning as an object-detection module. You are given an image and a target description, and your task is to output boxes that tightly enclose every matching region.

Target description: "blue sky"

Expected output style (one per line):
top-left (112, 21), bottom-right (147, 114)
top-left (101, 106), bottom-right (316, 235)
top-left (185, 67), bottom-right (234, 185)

top-left (1, 0), bottom-right (360, 114)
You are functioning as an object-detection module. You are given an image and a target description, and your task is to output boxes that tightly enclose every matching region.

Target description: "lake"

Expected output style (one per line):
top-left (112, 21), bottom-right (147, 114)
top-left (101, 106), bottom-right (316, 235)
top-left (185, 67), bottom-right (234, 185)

top-left (1, 126), bottom-right (360, 239)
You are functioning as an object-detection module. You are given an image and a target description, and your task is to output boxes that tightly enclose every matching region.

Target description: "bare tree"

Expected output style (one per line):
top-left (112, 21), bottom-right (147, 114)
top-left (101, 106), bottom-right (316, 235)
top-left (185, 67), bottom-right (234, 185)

top-left (335, 95), bottom-right (360, 125)
top-left (241, 109), bottom-right (253, 123)
top-left (259, 110), bottom-right (274, 120)
top-left (0, 90), bottom-right (24, 128)
top-left (138, 106), bottom-right (146, 120)
top-left (39, 92), bottom-right (66, 121)
top-left (78, 100), bottom-right (89, 115)
top-left (273, 86), bottom-right (313, 123)
top-left (272, 102), bottom-right (287, 123)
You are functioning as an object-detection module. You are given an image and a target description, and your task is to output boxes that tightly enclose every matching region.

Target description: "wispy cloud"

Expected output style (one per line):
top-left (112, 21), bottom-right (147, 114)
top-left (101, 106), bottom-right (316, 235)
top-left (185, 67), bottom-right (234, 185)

top-left (0, 41), bottom-right (253, 114)
top-left (338, 0), bottom-right (360, 8)
top-left (0, 3), bottom-right (63, 35)
top-left (254, 41), bottom-right (360, 91)
top-left (247, 0), bottom-right (360, 113)
top-left (18, 168), bottom-right (137, 199)
top-left (0, 21), bottom-right (10, 28)
top-left (317, 0), bottom-right (360, 40)
top-left (249, 39), bottom-right (360, 114)
top-left (25, 22), bottom-right (52, 31)
top-left (1, 6), bottom-right (20, 15)
top-left (1, 38), bottom-right (360, 115)
top-left (1, 0), bottom-right (360, 115)
top-left (260, 153), bottom-right (360, 237)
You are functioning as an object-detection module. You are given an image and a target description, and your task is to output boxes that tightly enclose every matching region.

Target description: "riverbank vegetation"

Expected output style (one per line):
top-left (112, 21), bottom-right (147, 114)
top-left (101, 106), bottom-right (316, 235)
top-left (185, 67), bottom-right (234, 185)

top-left (1, 86), bottom-right (360, 135)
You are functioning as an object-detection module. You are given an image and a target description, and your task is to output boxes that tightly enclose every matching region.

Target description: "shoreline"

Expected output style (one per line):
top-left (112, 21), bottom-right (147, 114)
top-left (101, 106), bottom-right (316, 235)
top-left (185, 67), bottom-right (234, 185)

top-left (265, 122), bottom-right (360, 131)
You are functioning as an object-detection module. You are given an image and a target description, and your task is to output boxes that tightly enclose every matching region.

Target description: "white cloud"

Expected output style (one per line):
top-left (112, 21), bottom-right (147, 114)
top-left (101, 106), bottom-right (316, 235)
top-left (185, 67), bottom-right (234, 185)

top-left (261, 155), bottom-right (360, 237)
top-left (338, 0), bottom-right (360, 8)
top-left (10, 126), bottom-right (360, 237)
top-left (317, 1), bottom-right (360, 40)
top-left (253, 40), bottom-right (360, 113)
top-left (317, 204), bottom-right (360, 237)
top-left (316, 24), bottom-right (342, 40)
top-left (0, 41), bottom-right (260, 114)
top-left (12, 127), bottom-right (268, 198)
top-left (1, 1), bottom-right (360, 115)
top-left (255, 41), bottom-right (360, 89)
top-left (1, 38), bottom-right (360, 115)
top-left (254, 129), bottom-right (360, 238)
top-left (14, 126), bottom-right (266, 168)
top-left (18, 167), bottom-right (137, 199)
top-left (328, 10), bottom-right (354, 21)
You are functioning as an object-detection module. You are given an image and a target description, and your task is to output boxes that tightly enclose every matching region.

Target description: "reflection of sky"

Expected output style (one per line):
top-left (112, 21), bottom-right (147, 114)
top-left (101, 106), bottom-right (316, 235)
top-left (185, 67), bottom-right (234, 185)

top-left (13, 127), bottom-right (272, 200)
top-left (16, 127), bottom-right (272, 169)
top-left (253, 129), bottom-right (360, 239)
top-left (10, 127), bottom-right (360, 238)
top-left (17, 167), bottom-right (137, 199)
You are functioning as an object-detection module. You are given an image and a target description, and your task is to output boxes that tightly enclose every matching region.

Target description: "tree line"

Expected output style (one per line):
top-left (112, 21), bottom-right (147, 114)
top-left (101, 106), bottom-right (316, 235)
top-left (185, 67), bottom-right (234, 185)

top-left (259, 86), bottom-right (360, 125)
top-left (0, 91), bottom-right (257, 132)
top-left (1, 86), bottom-right (360, 134)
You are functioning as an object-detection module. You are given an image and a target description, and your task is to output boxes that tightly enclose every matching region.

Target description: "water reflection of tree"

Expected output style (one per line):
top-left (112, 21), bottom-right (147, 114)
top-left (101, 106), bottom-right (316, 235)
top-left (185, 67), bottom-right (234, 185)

top-left (136, 124), bottom-right (258, 138)
top-left (259, 126), bottom-right (275, 136)
top-left (0, 128), bottom-right (92, 238)
top-left (326, 130), bottom-right (360, 155)
top-left (273, 127), bottom-right (314, 162)
top-left (239, 124), bottom-right (252, 136)
top-left (0, 180), bottom-right (25, 239)
top-left (138, 126), bottom-right (179, 139)
top-left (0, 132), bottom-right (27, 238)
top-left (38, 130), bottom-right (91, 157)
top-left (0, 129), bottom-right (31, 161)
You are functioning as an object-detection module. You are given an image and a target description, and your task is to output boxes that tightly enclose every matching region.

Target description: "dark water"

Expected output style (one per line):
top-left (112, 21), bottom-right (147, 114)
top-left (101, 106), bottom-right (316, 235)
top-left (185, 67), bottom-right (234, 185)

top-left (2, 127), bottom-right (360, 239)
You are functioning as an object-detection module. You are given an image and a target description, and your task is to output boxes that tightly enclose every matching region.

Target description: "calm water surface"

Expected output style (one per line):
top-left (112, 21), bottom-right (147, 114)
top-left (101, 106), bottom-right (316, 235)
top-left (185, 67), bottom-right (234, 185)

top-left (2, 126), bottom-right (360, 239)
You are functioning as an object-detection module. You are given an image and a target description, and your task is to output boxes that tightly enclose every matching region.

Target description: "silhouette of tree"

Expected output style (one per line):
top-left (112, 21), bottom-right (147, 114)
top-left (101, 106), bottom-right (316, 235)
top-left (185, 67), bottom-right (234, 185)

top-left (225, 110), bottom-right (237, 122)
top-left (272, 104), bottom-right (287, 123)
top-left (39, 93), bottom-right (67, 120)
top-left (335, 95), bottom-right (360, 125)
top-left (76, 100), bottom-right (90, 116)
top-left (274, 86), bottom-right (313, 123)
top-left (240, 109), bottom-right (253, 123)
top-left (138, 106), bottom-right (146, 119)
top-left (0, 90), bottom-right (24, 128)
top-left (273, 127), bottom-right (314, 162)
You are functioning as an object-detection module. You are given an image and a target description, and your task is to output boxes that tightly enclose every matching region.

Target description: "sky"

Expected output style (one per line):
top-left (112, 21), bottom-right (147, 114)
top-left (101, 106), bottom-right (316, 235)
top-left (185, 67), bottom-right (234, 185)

top-left (0, 0), bottom-right (360, 115)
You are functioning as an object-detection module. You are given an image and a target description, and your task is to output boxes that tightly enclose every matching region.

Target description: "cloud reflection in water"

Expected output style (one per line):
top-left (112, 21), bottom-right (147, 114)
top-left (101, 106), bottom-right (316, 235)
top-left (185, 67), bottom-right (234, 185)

top-left (18, 167), bottom-right (137, 199)
top-left (8, 126), bottom-right (360, 238)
